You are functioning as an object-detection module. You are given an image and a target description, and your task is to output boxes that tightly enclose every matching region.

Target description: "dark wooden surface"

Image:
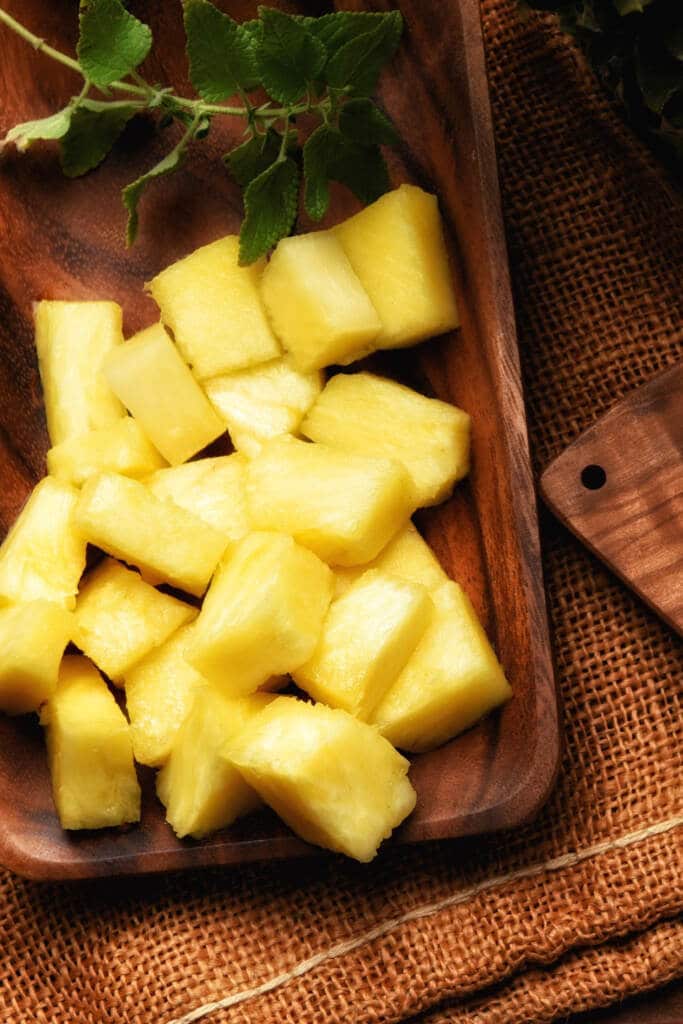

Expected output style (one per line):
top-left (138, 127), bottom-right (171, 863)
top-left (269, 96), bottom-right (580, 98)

top-left (0, 0), bottom-right (559, 879)
top-left (541, 363), bottom-right (683, 636)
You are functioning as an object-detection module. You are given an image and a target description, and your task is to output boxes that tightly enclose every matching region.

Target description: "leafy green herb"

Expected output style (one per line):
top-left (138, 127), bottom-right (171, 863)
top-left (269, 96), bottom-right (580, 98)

top-left (0, 1), bottom-right (405, 261)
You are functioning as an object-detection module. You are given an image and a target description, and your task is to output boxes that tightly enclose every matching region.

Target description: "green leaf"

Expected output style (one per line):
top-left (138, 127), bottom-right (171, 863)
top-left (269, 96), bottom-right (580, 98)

top-left (325, 11), bottom-right (403, 96)
top-left (224, 128), bottom-right (282, 187)
top-left (78, 0), bottom-right (152, 89)
top-left (614, 0), bottom-right (655, 13)
top-left (2, 108), bottom-right (73, 152)
top-left (302, 124), bottom-right (334, 221)
top-left (123, 141), bottom-right (190, 245)
top-left (60, 100), bottom-right (137, 176)
top-left (328, 136), bottom-right (389, 204)
top-left (306, 11), bottom-right (401, 65)
top-left (183, 0), bottom-right (256, 102)
top-left (636, 39), bottom-right (682, 114)
top-left (239, 156), bottom-right (299, 265)
top-left (256, 7), bottom-right (326, 105)
top-left (339, 98), bottom-right (399, 146)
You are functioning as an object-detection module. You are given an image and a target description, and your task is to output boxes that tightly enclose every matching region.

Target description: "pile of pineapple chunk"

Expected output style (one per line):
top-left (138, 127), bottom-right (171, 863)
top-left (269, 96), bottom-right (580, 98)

top-left (0, 185), bottom-right (511, 863)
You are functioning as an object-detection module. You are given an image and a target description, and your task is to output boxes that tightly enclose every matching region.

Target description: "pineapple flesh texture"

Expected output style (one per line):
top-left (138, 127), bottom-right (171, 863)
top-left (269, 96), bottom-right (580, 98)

top-left (124, 623), bottom-right (206, 767)
top-left (145, 454), bottom-right (248, 540)
top-left (0, 477), bottom-right (86, 610)
top-left (148, 235), bottom-right (280, 378)
top-left (334, 184), bottom-right (460, 349)
top-left (75, 473), bottom-right (228, 597)
top-left (259, 233), bottom-right (382, 372)
top-left (294, 570), bottom-right (433, 720)
top-left (157, 688), bottom-right (274, 839)
top-left (104, 323), bottom-right (225, 465)
top-left (204, 356), bottom-right (324, 457)
top-left (34, 300), bottom-right (125, 445)
top-left (246, 436), bottom-right (417, 566)
top-left (187, 531), bottom-right (333, 692)
top-left (47, 417), bottom-right (166, 487)
top-left (73, 558), bottom-right (196, 683)
top-left (334, 522), bottom-right (449, 597)
top-left (302, 372), bottom-right (471, 507)
top-left (230, 696), bottom-right (416, 862)
top-left (41, 656), bottom-right (140, 830)
top-left (371, 581), bottom-right (512, 752)
top-left (0, 601), bottom-right (72, 715)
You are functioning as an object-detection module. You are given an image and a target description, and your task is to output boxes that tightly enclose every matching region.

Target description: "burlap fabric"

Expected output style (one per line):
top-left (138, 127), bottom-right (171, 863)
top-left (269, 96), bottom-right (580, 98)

top-left (1, 2), bottom-right (682, 1022)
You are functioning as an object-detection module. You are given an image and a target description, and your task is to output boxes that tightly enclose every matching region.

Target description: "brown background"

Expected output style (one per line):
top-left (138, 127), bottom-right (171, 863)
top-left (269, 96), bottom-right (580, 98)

top-left (0, 1), bottom-right (682, 1022)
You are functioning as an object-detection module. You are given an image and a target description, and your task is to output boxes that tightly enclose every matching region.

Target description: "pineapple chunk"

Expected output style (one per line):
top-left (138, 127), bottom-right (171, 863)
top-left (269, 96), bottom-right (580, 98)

top-left (246, 436), bottom-right (417, 566)
top-left (34, 300), bottom-right (125, 445)
top-left (74, 473), bottom-right (228, 597)
top-left (334, 184), bottom-right (459, 348)
top-left (302, 372), bottom-right (471, 506)
top-left (187, 532), bottom-right (333, 692)
top-left (229, 696), bottom-right (416, 862)
top-left (294, 570), bottom-right (432, 719)
top-left (204, 356), bottom-right (323, 457)
top-left (47, 417), bottom-right (166, 486)
top-left (104, 323), bottom-right (225, 465)
top-left (0, 601), bottom-right (72, 715)
top-left (145, 454), bottom-right (248, 539)
top-left (157, 689), bottom-right (274, 839)
top-left (73, 558), bottom-right (196, 683)
top-left (334, 522), bottom-right (449, 597)
top-left (41, 656), bottom-right (140, 830)
top-left (259, 233), bottom-right (381, 371)
top-left (0, 477), bottom-right (86, 610)
top-left (371, 581), bottom-right (512, 752)
top-left (148, 236), bottom-right (280, 378)
top-left (124, 623), bottom-right (206, 767)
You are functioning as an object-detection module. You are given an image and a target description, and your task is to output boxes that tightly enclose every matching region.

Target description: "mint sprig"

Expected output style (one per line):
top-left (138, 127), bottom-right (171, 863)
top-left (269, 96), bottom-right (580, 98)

top-left (0, 1), bottom-right (404, 263)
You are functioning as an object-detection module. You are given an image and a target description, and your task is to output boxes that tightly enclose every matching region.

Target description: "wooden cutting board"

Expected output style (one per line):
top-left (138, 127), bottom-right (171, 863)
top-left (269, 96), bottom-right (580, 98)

top-left (540, 363), bottom-right (683, 635)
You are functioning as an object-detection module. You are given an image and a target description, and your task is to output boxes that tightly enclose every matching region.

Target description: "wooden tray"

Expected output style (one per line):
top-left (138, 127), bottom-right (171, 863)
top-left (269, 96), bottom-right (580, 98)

top-left (0, 0), bottom-right (559, 880)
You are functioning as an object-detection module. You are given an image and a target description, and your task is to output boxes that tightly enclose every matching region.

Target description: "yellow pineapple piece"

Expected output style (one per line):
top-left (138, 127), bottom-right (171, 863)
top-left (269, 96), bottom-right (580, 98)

top-left (47, 417), bottom-right (166, 486)
top-left (124, 623), bottom-right (206, 767)
top-left (246, 436), bottom-right (417, 566)
top-left (371, 581), bottom-right (512, 752)
top-left (302, 372), bottom-right (470, 506)
top-left (104, 323), bottom-right (225, 465)
top-left (148, 236), bottom-right (280, 378)
top-left (0, 601), bottom-right (72, 715)
top-left (204, 356), bottom-right (324, 457)
top-left (259, 232), bottom-right (381, 371)
top-left (334, 522), bottom-right (449, 597)
top-left (294, 570), bottom-right (432, 719)
top-left (74, 473), bottom-right (228, 597)
top-left (41, 656), bottom-right (140, 830)
top-left (34, 300), bottom-right (125, 445)
top-left (187, 532), bottom-right (333, 692)
top-left (73, 558), bottom-right (196, 683)
top-left (229, 696), bottom-right (416, 862)
top-left (145, 454), bottom-right (248, 539)
top-left (334, 184), bottom-right (459, 349)
top-left (0, 477), bottom-right (86, 610)
top-left (156, 689), bottom-right (274, 839)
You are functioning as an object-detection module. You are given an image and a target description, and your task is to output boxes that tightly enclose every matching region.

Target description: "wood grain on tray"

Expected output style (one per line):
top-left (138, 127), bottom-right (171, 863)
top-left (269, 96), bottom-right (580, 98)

top-left (0, 0), bottom-right (559, 879)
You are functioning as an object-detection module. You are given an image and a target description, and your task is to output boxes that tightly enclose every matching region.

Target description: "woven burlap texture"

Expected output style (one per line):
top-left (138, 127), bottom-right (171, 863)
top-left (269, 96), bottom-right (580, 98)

top-left (1, 2), bottom-right (682, 1023)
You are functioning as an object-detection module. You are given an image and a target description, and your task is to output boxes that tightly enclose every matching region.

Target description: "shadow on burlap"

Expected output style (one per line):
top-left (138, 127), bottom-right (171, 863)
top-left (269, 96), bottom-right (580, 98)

top-left (1, 2), bottom-right (681, 1023)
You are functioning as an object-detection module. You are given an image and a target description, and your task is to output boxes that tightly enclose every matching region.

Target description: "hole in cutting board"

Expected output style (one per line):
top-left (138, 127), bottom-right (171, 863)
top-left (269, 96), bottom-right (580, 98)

top-left (580, 464), bottom-right (607, 490)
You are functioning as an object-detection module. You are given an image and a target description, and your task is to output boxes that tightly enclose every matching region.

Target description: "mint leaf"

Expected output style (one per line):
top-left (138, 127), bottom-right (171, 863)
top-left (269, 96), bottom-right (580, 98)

top-left (339, 98), bottom-right (399, 146)
top-left (257, 7), bottom-right (326, 105)
top-left (184, 0), bottom-right (256, 102)
top-left (78, 0), bottom-right (152, 89)
top-left (307, 12), bottom-right (400, 64)
top-left (636, 39), bottom-right (682, 114)
top-left (2, 108), bottom-right (73, 152)
top-left (325, 11), bottom-right (403, 96)
top-left (329, 137), bottom-right (389, 204)
top-left (302, 124), bottom-right (334, 221)
top-left (123, 141), bottom-right (190, 245)
top-left (239, 156), bottom-right (299, 264)
top-left (225, 128), bottom-right (285, 187)
top-left (60, 100), bottom-right (136, 176)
